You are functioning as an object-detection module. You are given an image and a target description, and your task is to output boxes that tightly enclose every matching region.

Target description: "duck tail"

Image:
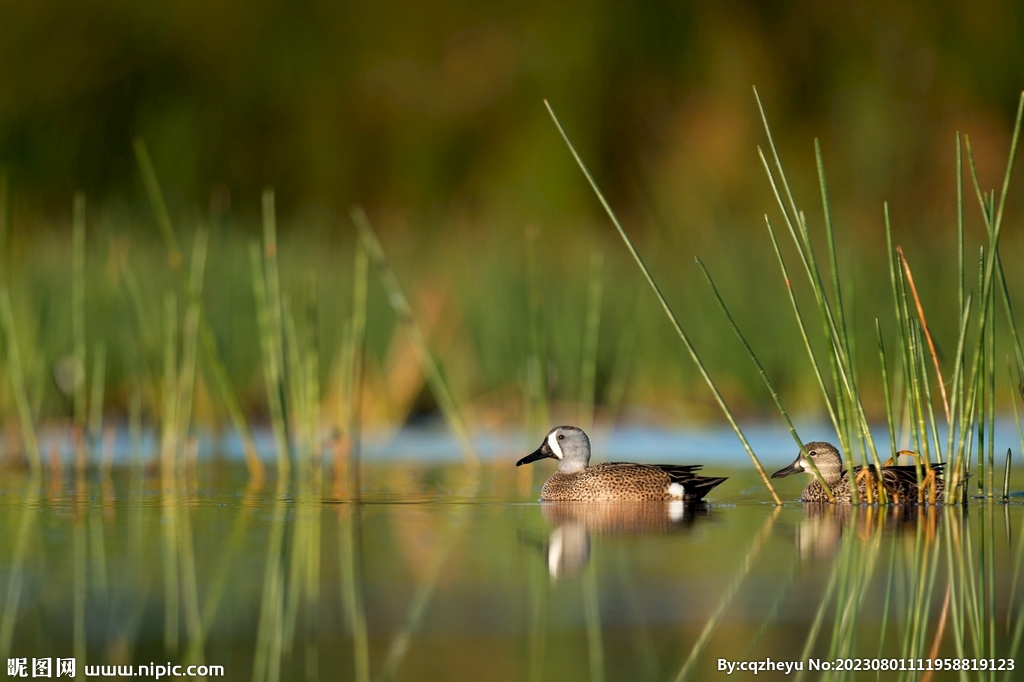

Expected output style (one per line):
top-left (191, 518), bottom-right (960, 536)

top-left (683, 476), bottom-right (728, 501)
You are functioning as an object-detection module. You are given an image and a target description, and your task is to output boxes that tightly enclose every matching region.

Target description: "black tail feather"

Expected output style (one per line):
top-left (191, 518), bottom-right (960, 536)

top-left (681, 476), bottom-right (728, 501)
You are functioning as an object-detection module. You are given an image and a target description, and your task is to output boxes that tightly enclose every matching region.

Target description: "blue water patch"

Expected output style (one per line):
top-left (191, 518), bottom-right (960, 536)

top-left (25, 418), bottom-right (1024, 468)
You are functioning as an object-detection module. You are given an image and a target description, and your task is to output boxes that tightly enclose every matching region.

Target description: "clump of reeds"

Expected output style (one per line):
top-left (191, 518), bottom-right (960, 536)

top-left (547, 87), bottom-right (1024, 506)
top-left (545, 99), bottom-right (782, 504)
top-left (746, 88), bottom-right (1024, 505)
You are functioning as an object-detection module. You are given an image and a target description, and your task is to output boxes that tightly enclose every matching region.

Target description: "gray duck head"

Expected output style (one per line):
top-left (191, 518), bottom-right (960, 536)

top-left (771, 441), bottom-right (844, 485)
top-left (516, 426), bottom-right (591, 475)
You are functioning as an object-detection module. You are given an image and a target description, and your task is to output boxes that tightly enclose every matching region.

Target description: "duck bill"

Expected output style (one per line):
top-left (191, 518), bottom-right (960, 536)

top-left (517, 446), bottom-right (555, 467)
top-left (771, 457), bottom-right (804, 479)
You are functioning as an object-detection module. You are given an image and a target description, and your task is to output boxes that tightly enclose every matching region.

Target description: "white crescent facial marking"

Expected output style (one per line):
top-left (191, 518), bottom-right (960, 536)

top-left (547, 431), bottom-right (564, 459)
top-left (667, 482), bottom-right (686, 500)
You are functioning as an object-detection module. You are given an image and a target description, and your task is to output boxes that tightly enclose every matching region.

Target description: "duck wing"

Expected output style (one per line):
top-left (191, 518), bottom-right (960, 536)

top-left (606, 462), bottom-right (727, 501)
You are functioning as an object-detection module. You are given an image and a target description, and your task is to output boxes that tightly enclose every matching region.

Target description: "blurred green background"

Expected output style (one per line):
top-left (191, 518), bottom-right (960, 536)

top-left (1, 0), bottom-right (1023, 430)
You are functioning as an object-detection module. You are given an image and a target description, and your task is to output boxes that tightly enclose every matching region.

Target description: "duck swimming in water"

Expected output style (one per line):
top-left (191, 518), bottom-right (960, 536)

top-left (771, 441), bottom-right (945, 504)
top-left (516, 426), bottom-right (728, 502)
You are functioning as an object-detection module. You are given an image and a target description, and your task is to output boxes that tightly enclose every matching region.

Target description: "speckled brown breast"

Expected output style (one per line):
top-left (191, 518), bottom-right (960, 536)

top-left (539, 463), bottom-right (676, 501)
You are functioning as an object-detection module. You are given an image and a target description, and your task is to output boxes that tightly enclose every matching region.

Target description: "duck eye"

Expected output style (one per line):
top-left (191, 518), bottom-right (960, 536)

top-left (557, 434), bottom-right (564, 440)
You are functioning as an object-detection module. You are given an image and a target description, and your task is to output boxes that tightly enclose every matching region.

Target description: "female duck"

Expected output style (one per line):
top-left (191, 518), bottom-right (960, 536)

top-left (771, 441), bottom-right (945, 504)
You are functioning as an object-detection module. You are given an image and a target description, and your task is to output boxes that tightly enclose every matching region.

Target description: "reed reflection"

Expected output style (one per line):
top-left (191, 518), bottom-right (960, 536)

top-left (791, 503), bottom-right (943, 562)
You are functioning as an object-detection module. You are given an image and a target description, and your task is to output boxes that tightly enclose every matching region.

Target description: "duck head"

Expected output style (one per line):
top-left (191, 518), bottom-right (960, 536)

top-left (771, 441), bottom-right (844, 485)
top-left (516, 426), bottom-right (591, 475)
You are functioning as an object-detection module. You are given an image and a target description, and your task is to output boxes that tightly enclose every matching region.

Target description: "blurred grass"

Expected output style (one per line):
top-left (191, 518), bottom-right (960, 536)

top-left (0, 192), bottom-right (1023, 441)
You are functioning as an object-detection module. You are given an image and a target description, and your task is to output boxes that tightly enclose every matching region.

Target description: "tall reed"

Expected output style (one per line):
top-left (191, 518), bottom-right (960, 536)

top-left (545, 100), bottom-right (781, 504)
top-left (72, 193), bottom-right (87, 454)
top-left (133, 138), bottom-right (265, 484)
top-left (336, 241), bottom-right (369, 497)
top-left (0, 288), bottom-right (40, 475)
top-left (351, 206), bottom-right (479, 470)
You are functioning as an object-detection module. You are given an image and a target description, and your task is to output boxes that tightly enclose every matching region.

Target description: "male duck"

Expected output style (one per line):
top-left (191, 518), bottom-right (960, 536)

top-left (771, 441), bottom-right (946, 504)
top-left (516, 426), bottom-right (727, 502)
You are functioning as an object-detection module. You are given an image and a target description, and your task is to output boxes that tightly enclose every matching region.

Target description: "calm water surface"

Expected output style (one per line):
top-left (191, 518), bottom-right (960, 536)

top-left (1, 461), bottom-right (1023, 681)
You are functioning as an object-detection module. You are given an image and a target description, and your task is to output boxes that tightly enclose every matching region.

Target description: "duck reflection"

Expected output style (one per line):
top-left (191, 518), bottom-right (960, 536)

top-left (535, 501), bottom-right (714, 579)
top-left (793, 502), bottom-right (943, 561)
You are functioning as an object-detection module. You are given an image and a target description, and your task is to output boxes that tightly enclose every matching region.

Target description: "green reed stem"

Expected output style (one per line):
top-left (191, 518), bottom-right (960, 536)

top-left (761, 147), bottom-right (850, 455)
top-left (283, 298), bottom-right (308, 469)
top-left (72, 192), bottom-right (87, 435)
top-left (0, 478), bottom-right (40, 659)
top-left (896, 265), bottom-right (922, 458)
top-left (252, 495), bottom-right (287, 682)
top-left (340, 506), bottom-right (370, 682)
top-left (765, 217), bottom-right (840, 435)
top-left (986, 502), bottom-right (997, 663)
top-left (160, 293), bottom-right (179, 486)
top-left (794, 558), bottom-right (840, 682)
top-left (303, 497), bottom-right (322, 678)
top-left (338, 242), bottom-right (369, 497)
top-left (545, 99), bottom-right (780, 503)
top-left (174, 493), bottom-right (204, 666)
top-left (877, 320), bottom-right (897, 459)
top-left (133, 137), bottom-right (265, 484)
top-left (957, 133), bottom-right (965, 349)
top-left (376, 487), bottom-right (479, 682)
top-left (755, 90), bottom-right (883, 483)
top-left (1006, 514), bottom-right (1024, 682)
top-left (186, 495), bottom-right (255, 664)
top-left (875, 532), bottom-right (899, 660)
top-left (697, 257), bottom-right (834, 500)
top-left (161, 491), bottom-right (181, 653)
top-left (673, 509), bottom-right (778, 682)
top-left (73, 507), bottom-right (86, 666)
top-left (947, 294), bottom-right (975, 472)
top-left (962, 511), bottom-right (984, 654)
top-left (1003, 449), bottom-right (1012, 502)
top-left (129, 382), bottom-right (143, 472)
top-left (121, 266), bottom-right (161, 413)
top-left (250, 242), bottom-right (291, 478)
top-left (914, 320), bottom-right (943, 465)
top-left (351, 206), bottom-right (479, 470)
top-left (987, 270), bottom-right (997, 497)
top-left (996, 254), bottom-right (1024, 387)
top-left (1012, 365), bottom-right (1024, 501)
top-left (815, 140), bottom-right (855, 400)
top-left (176, 231), bottom-right (207, 463)
top-left (975, 246), bottom-right (987, 496)
top-left (941, 511), bottom-right (967, 662)
top-left (582, 566), bottom-right (606, 682)
top-left (304, 278), bottom-right (323, 480)
top-left (88, 343), bottom-right (106, 453)
top-left (0, 288), bottom-right (40, 475)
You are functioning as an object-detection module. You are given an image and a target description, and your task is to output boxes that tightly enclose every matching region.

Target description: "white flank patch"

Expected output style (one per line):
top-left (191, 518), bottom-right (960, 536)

top-left (547, 431), bottom-right (564, 459)
top-left (668, 499), bottom-right (685, 522)
top-left (667, 482), bottom-right (686, 499)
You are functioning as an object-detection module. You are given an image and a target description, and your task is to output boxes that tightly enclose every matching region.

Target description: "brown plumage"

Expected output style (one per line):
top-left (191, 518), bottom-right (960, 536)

top-left (517, 426), bottom-right (727, 502)
top-left (771, 441), bottom-right (946, 504)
